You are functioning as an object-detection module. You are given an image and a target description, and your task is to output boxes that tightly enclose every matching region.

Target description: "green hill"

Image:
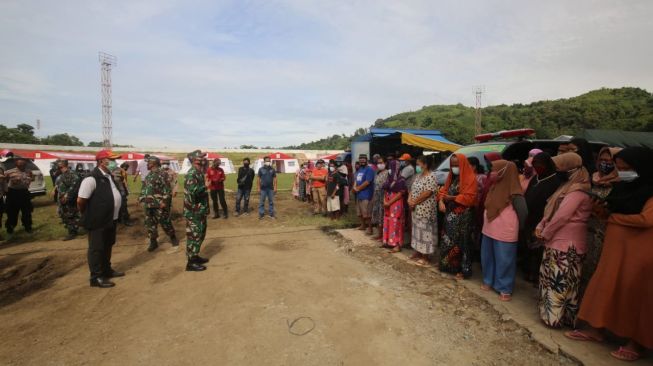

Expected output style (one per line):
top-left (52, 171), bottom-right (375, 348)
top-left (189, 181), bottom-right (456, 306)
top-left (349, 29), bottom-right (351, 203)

top-left (289, 87), bottom-right (653, 149)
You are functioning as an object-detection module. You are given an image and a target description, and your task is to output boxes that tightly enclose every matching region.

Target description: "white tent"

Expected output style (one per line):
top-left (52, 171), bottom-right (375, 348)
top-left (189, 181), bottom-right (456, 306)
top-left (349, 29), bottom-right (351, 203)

top-left (253, 152), bottom-right (299, 174)
top-left (117, 152), bottom-right (181, 175)
top-left (179, 152), bottom-right (235, 174)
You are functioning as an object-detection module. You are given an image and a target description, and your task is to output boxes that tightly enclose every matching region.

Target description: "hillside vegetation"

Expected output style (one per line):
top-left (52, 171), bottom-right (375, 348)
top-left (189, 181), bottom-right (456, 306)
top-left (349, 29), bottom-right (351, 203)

top-left (290, 87), bottom-right (653, 149)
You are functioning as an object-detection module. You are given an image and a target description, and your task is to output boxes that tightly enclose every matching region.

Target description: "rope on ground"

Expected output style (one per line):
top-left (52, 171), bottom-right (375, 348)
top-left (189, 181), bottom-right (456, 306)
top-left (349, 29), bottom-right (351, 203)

top-left (286, 316), bottom-right (315, 336)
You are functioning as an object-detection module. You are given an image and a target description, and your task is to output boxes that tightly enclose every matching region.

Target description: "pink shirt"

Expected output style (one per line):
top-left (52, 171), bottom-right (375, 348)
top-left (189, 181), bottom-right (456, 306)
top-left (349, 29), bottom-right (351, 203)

top-left (483, 204), bottom-right (519, 243)
top-left (536, 191), bottom-right (592, 254)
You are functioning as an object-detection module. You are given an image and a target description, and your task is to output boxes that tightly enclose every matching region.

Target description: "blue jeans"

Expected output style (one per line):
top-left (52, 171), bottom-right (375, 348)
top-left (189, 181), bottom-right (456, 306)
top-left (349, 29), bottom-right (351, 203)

top-left (258, 188), bottom-right (275, 217)
top-left (481, 234), bottom-right (517, 295)
top-left (235, 188), bottom-right (251, 213)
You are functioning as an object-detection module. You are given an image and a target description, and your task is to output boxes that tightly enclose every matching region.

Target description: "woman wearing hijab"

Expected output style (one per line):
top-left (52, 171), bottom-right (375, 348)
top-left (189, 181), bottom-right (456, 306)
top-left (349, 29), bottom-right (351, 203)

top-left (522, 152), bottom-right (563, 283)
top-left (408, 156), bottom-right (438, 265)
top-left (568, 137), bottom-right (596, 174)
top-left (579, 147), bottom-right (621, 297)
top-left (437, 153), bottom-right (477, 279)
top-left (535, 153), bottom-right (592, 328)
top-left (371, 157), bottom-right (390, 240)
top-left (566, 147), bottom-right (653, 362)
top-left (481, 160), bottom-right (527, 302)
top-left (382, 159), bottom-right (407, 251)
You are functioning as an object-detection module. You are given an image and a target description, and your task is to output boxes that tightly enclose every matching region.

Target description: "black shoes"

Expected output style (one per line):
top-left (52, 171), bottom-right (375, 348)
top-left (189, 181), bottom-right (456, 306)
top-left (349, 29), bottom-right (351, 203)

top-left (105, 269), bottom-right (125, 278)
top-left (191, 255), bottom-right (209, 264)
top-left (90, 277), bottom-right (115, 288)
top-left (186, 261), bottom-right (206, 272)
top-left (147, 239), bottom-right (159, 252)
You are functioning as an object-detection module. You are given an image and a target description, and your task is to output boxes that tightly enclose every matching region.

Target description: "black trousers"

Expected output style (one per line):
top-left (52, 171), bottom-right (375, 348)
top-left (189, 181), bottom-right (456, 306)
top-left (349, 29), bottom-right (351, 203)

top-left (119, 193), bottom-right (130, 223)
top-left (6, 188), bottom-right (32, 233)
top-left (0, 195), bottom-right (5, 228)
top-left (210, 189), bottom-right (228, 217)
top-left (87, 221), bottom-right (117, 279)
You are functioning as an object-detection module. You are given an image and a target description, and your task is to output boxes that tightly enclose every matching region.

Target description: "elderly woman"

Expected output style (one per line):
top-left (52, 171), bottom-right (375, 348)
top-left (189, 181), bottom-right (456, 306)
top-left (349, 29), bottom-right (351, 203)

top-left (408, 156), bottom-right (438, 265)
top-left (481, 160), bottom-right (527, 302)
top-left (566, 147), bottom-right (653, 362)
top-left (382, 159), bottom-right (407, 251)
top-left (437, 153), bottom-right (477, 279)
top-left (535, 153), bottom-right (592, 328)
top-left (371, 157), bottom-right (390, 241)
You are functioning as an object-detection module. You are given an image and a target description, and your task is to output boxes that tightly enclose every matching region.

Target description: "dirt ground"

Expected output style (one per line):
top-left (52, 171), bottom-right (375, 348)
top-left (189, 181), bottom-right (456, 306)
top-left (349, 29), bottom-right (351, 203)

top-left (0, 193), bottom-right (577, 365)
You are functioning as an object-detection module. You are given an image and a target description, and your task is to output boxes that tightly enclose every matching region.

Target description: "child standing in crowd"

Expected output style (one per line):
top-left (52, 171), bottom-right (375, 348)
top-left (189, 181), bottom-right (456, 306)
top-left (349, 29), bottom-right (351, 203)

top-left (536, 153), bottom-right (592, 328)
top-left (481, 160), bottom-right (527, 302)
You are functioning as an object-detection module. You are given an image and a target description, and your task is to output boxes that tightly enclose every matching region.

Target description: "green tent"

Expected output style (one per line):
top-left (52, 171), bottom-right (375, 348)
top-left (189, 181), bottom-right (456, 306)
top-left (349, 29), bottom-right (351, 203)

top-left (582, 129), bottom-right (653, 149)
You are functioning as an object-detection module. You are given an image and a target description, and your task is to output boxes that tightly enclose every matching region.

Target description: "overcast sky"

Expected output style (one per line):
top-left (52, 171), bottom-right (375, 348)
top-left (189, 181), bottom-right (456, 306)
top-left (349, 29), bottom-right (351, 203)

top-left (1, 0), bottom-right (651, 149)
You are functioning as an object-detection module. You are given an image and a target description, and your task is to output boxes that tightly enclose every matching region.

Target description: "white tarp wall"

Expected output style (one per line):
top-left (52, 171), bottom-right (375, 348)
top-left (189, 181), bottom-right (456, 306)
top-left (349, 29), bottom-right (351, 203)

top-left (179, 158), bottom-right (234, 174)
top-left (253, 158), bottom-right (299, 174)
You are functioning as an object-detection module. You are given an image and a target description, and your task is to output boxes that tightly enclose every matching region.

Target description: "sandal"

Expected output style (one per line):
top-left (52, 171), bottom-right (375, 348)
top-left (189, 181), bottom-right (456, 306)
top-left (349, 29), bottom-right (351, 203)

top-left (455, 273), bottom-right (465, 281)
top-left (389, 246), bottom-right (401, 253)
top-left (564, 329), bottom-right (604, 343)
top-left (480, 284), bottom-right (491, 291)
top-left (498, 293), bottom-right (512, 302)
top-left (410, 253), bottom-right (421, 261)
top-left (415, 258), bottom-right (429, 267)
top-left (611, 347), bottom-right (640, 362)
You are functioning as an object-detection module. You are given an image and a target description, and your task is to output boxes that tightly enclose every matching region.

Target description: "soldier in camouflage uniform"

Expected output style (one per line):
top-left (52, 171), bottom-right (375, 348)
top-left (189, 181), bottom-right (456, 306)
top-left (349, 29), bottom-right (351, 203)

top-left (184, 150), bottom-right (210, 271)
top-left (161, 160), bottom-right (177, 220)
top-left (139, 156), bottom-right (179, 252)
top-left (54, 160), bottom-right (81, 240)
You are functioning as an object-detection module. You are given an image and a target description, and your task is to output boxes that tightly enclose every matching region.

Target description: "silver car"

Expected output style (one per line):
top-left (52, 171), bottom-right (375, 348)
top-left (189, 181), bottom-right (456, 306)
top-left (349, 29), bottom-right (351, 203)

top-left (0, 157), bottom-right (47, 197)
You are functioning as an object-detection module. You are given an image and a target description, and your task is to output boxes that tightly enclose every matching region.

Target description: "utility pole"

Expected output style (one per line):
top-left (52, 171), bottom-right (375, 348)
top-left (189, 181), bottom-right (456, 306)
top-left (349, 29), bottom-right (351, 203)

top-left (474, 85), bottom-right (485, 135)
top-left (99, 52), bottom-right (117, 148)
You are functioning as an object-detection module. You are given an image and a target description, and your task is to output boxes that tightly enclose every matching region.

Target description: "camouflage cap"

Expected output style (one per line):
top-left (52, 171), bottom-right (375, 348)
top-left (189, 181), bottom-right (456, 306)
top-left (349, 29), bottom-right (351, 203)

top-left (187, 150), bottom-right (207, 160)
top-left (55, 159), bottom-right (69, 166)
top-left (147, 156), bottom-right (161, 165)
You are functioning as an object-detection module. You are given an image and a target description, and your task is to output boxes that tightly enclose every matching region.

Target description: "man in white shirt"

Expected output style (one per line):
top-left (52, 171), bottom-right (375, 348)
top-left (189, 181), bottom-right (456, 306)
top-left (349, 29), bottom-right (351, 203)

top-left (77, 150), bottom-right (125, 288)
top-left (133, 153), bottom-right (151, 183)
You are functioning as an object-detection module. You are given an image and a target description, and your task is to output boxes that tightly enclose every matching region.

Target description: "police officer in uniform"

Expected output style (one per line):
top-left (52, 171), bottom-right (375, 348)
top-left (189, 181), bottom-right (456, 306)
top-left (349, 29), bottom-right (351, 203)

top-left (5, 157), bottom-right (34, 234)
top-left (139, 156), bottom-right (179, 252)
top-left (54, 159), bottom-right (81, 241)
top-left (184, 150), bottom-right (209, 271)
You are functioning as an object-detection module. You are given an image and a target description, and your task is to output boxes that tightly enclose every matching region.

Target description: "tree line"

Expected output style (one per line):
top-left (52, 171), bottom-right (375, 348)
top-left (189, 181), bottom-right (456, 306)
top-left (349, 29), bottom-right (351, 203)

top-left (0, 123), bottom-right (132, 147)
top-left (289, 87), bottom-right (653, 149)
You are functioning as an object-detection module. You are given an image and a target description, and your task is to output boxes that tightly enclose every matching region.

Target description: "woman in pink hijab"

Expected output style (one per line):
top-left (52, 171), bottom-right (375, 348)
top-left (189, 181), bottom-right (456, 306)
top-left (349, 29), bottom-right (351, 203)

top-left (520, 149), bottom-right (543, 191)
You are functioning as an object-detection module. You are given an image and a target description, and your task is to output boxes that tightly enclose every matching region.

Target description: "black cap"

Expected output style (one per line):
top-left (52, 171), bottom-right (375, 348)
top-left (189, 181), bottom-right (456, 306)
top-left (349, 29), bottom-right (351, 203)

top-left (358, 154), bottom-right (368, 159)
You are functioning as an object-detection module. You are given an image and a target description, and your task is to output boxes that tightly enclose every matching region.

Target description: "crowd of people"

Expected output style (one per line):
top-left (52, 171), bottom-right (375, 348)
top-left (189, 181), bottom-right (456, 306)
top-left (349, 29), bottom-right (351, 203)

top-left (291, 141), bottom-right (652, 362)
top-left (1, 141), bottom-right (651, 361)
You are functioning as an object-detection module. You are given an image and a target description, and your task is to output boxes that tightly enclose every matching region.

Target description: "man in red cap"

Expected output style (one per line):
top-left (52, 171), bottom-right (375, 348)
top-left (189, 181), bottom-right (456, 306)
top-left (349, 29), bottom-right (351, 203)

top-left (77, 149), bottom-right (125, 288)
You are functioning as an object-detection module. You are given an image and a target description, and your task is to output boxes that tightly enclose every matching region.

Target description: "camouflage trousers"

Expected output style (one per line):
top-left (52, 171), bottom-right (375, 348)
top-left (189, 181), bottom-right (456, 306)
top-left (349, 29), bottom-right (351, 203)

top-left (58, 203), bottom-right (80, 234)
top-left (185, 214), bottom-right (207, 259)
top-left (144, 207), bottom-right (176, 241)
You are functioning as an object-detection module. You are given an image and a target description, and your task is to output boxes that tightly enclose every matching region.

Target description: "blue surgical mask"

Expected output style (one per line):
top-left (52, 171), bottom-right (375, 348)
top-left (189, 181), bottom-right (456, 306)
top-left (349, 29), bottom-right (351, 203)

top-left (618, 170), bottom-right (639, 182)
top-left (416, 166), bottom-right (423, 174)
top-left (451, 167), bottom-right (460, 175)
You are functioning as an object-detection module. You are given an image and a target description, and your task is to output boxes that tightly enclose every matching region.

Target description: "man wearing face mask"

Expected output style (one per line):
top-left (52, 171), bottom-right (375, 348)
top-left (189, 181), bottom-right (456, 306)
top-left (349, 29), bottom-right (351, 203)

top-left (77, 150), bottom-right (125, 288)
top-left (257, 156), bottom-right (277, 219)
top-left (184, 150), bottom-right (210, 271)
top-left (235, 158), bottom-right (255, 216)
top-left (55, 159), bottom-right (81, 241)
top-left (310, 159), bottom-right (328, 215)
top-left (206, 158), bottom-right (228, 219)
top-left (5, 157), bottom-right (35, 235)
top-left (352, 154), bottom-right (375, 234)
top-left (140, 156), bottom-right (179, 252)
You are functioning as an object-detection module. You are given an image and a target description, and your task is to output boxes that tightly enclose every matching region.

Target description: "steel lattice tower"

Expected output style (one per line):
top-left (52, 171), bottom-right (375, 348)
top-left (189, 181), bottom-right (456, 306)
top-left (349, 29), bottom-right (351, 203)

top-left (474, 85), bottom-right (485, 135)
top-left (99, 52), bottom-right (117, 148)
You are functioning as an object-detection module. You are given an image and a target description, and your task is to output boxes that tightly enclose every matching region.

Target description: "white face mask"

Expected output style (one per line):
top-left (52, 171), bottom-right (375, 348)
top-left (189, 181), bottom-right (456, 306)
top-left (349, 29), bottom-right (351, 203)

top-left (451, 167), bottom-right (460, 175)
top-left (618, 170), bottom-right (639, 182)
top-left (329, 167), bottom-right (335, 172)
top-left (377, 163), bottom-right (386, 170)
top-left (264, 162), bottom-right (271, 167)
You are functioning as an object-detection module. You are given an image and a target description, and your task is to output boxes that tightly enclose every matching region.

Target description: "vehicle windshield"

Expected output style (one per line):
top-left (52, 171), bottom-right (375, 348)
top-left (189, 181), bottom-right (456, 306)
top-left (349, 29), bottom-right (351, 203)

top-left (436, 143), bottom-right (507, 171)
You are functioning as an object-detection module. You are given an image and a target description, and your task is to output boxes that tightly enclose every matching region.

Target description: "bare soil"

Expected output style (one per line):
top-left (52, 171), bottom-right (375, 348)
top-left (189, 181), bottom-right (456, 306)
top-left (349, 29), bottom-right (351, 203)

top-left (0, 194), bottom-right (576, 365)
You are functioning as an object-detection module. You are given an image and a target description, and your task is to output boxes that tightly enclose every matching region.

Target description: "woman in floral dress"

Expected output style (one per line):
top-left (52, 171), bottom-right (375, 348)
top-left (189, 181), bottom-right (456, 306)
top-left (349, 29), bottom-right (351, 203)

top-left (408, 156), bottom-right (439, 265)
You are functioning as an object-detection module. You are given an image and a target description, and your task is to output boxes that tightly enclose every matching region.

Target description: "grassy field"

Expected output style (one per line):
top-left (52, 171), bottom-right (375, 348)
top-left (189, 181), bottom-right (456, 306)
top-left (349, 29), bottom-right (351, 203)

top-left (2, 172), bottom-right (358, 244)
